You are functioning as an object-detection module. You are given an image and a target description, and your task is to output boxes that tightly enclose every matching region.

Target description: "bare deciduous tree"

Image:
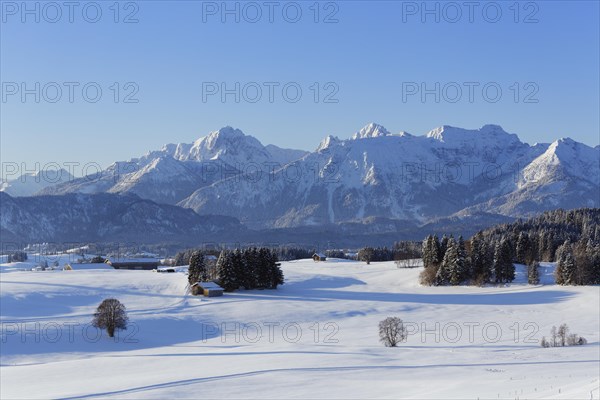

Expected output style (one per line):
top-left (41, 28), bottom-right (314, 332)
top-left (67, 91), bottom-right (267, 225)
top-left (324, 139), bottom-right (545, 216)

top-left (550, 325), bottom-right (558, 347)
top-left (557, 323), bottom-right (569, 347)
top-left (395, 258), bottom-right (420, 269)
top-left (92, 298), bottom-right (129, 338)
top-left (541, 324), bottom-right (586, 348)
top-left (379, 317), bottom-right (407, 347)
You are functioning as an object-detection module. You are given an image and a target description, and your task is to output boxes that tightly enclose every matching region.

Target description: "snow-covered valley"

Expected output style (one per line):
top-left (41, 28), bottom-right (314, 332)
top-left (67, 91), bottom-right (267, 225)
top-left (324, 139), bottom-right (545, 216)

top-left (1, 259), bottom-right (598, 399)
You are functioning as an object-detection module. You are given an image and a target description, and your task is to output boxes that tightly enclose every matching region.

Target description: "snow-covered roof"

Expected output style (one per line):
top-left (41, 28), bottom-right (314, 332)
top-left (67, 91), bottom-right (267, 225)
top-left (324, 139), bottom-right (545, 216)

top-left (106, 257), bottom-right (160, 264)
top-left (314, 253), bottom-right (326, 258)
top-left (192, 281), bottom-right (223, 290)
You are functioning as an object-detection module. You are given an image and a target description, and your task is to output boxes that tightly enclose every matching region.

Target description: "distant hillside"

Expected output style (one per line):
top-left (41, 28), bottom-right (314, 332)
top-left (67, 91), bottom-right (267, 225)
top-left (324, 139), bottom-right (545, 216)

top-left (0, 192), bottom-right (244, 245)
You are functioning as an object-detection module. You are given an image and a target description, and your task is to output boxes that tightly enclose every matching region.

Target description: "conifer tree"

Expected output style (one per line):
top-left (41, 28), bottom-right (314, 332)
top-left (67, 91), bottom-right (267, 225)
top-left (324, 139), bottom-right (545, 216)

top-left (587, 240), bottom-right (600, 284)
top-left (437, 237), bottom-right (457, 285)
top-left (422, 235), bottom-right (441, 269)
top-left (516, 232), bottom-right (530, 264)
top-left (528, 261), bottom-right (540, 284)
top-left (256, 247), bottom-right (271, 289)
top-left (494, 239), bottom-right (515, 283)
top-left (188, 250), bottom-right (206, 285)
top-left (422, 235), bottom-right (433, 268)
top-left (241, 248), bottom-right (258, 289)
top-left (457, 235), bottom-right (470, 282)
top-left (232, 248), bottom-right (245, 287)
top-left (267, 249), bottom-right (284, 289)
top-left (440, 234), bottom-right (450, 259)
top-left (556, 241), bottom-right (576, 285)
top-left (471, 232), bottom-right (492, 284)
top-left (216, 250), bottom-right (238, 292)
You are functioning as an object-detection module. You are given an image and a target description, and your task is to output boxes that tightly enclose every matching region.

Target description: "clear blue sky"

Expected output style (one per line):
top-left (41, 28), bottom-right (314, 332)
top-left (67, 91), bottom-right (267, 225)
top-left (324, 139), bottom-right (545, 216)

top-left (1, 0), bottom-right (599, 172)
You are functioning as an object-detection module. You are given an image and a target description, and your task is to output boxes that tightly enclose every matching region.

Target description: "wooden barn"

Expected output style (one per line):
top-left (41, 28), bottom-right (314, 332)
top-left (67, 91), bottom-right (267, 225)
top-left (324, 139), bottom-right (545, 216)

top-left (105, 258), bottom-right (160, 270)
top-left (313, 253), bottom-right (327, 262)
top-left (191, 281), bottom-right (224, 297)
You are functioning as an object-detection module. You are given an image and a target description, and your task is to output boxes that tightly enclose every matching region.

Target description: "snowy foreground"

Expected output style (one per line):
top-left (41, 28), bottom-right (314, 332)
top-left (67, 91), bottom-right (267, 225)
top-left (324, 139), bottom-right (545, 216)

top-left (1, 259), bottom-right (599, 399)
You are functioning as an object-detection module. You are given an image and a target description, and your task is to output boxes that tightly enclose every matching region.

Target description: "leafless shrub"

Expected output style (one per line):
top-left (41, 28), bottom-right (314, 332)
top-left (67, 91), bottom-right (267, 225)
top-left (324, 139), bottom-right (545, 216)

top-left (419, 266), bottom-right (437, 286)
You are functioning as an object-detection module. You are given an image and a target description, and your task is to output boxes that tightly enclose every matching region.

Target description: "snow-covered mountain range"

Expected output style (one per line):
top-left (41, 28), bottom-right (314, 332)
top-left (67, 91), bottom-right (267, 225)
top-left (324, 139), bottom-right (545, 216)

top-left (38, 127), bottom-right (308, 205)
top-left (179, 123), bottom-right (599, 228)
top-left (0, 168), bottom-right (74, 197)
top-left (5, 124), bottom-right (599, 242)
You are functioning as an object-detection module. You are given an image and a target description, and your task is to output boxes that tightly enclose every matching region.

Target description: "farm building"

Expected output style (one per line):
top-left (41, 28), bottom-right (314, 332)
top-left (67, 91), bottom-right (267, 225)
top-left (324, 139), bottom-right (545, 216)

top-left (105, 258), bottom-right (160, 270)
top-left (191, 282), bottom-right (224, 297)
top-left (313, 253), bottom-right (327, 262)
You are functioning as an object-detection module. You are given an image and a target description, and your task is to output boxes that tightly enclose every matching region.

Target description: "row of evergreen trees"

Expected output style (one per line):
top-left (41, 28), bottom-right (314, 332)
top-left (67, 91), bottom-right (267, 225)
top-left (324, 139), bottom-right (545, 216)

top-left (187, 248), bottom-right (284, 292)
top-left (357, 244), bottom-right (422, 264)
top-left (554, 239), bottom-right (600, 285)
top-left (420, 234), bottom-right (515, 286)
top-left (175, 246), bottom-right (314, 266)
top-left (480, 208), bottom-right (600, 263)
top-left (421, 209), bottom-right (600, 286)
top-left (482, 209), bottom-right (600, 285)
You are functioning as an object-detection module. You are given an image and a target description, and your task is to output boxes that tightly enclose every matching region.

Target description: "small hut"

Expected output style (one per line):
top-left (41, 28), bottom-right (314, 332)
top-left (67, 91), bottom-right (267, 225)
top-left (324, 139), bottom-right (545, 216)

top-left (192, 282), bottom-right (224, 297)
top-left (313, 253), bottom-right (327, 262)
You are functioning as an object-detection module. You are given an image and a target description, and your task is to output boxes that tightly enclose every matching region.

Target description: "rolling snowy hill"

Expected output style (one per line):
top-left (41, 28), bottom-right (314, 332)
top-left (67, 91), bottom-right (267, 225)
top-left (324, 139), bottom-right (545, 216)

top-left (1, 259), bottom-right (598, 399)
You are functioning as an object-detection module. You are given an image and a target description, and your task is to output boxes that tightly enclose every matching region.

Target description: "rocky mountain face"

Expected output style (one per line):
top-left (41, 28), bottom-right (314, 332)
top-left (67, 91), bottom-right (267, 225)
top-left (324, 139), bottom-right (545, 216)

top-left (179, 124), bottom-right (599, 229)
top-left (5, 123), bottom-right (598, 245)
top-left (39, 127), bottom-right (309, 205)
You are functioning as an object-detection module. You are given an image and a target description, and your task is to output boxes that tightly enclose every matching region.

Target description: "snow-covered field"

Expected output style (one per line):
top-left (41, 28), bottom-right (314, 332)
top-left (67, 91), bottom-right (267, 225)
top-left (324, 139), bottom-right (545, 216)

top-left (1, 258), bottom-right (598, 399)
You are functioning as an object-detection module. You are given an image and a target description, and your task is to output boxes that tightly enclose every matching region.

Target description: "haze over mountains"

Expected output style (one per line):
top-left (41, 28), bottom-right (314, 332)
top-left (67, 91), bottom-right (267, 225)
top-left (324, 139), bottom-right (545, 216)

top-left (2, 124), bottom-right (598, 245)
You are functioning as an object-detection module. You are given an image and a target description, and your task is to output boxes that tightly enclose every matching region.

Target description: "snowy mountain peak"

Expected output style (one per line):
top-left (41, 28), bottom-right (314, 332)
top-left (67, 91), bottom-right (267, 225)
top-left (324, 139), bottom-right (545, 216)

top-left (195, 126), bottom-right (249, 150)
top-left (206, 126), bottom-right (245, 141)
top-left (479, 124), bottom-right (507, 133)
top-left (317, 135), bottom-right (341, 152)
top-left (425, 124), bottom-right (514, 143)
top-left (351, 123), bottom-right (390, 140)
top-left (0, 168), bottom-right (74, 197)
top-left (425, 125), bottom-right (452, 140)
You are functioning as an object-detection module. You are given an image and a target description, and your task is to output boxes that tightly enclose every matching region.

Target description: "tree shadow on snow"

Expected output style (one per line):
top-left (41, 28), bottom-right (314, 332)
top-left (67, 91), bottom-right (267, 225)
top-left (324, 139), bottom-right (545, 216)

top-left (225, 274), bottom-right (574, 305)
top-left (0, 317), bottom-right (221, 360)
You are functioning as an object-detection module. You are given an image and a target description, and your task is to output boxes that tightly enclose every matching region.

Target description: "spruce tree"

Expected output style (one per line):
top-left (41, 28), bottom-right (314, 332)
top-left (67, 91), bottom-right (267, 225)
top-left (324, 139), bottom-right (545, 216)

top-left (241, 248), bottom-right (258, 289)
top-left (437, 237), bottom-right (457, 285)
top-left (440, 235), bottom-right (450, 259)
top-left (471, 232), bottom-right (492, 284)
top-left (494, 239), bottom-right (515, 283)
top-left (188, 250), bottom-right (205, 285)
top-left (556, 241), bottom-right (576, 285)
top-left (422, 235), bottom-right (441, 269)
top-left (457, 235), bottom-right (469, 282)
top-left (232, 248), bottom-right (245, 288)
top-left (587, 240), bottom-right (600, 284)
top-left (267, 249), bottom-right (284, 289)
top-left (528, 261), bottom-right (540, 284)
top-left (516, 232), bottom-right (530, 264)
top-left (422, 235), bottom-right (434, 268)
top-left (256, 247), bottom-right (271, 289)
top-left (216, 250), bottom-right (238, 292)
